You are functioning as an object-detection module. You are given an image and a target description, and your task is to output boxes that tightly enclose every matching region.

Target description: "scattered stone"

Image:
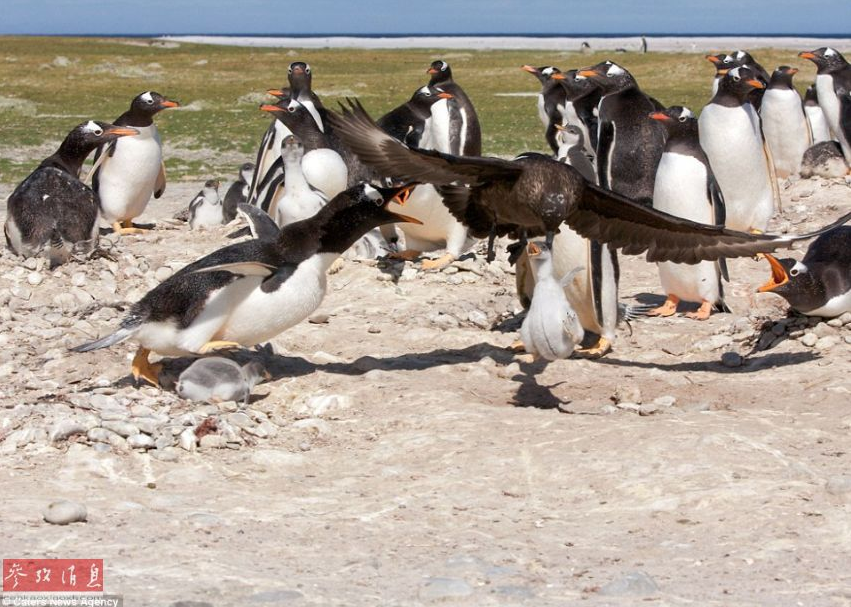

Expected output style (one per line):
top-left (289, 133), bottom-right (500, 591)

top-left (597, 571), bottom-right (659, 597)
top-left (49, 420), bottom-right (87, 443)
top-left (199, 434), bottom-right (227, 450)
top-left (652, 395), bottom-right (677, 407)
top-left (367, 326), bottom-right (381, 334)
top-left (826, 475), bottom-right (851, 500)
top-left (467, 309), bottom-right (490, 329)
top-left (70, 272), bottom-right (86, 287)
top-left (101, 421), bottom-right (139, 438)
top-left (295, 394), bottom-right (352, 417)
top-left (127, 434), bottom-right (155, 449)
top-left (497, 362), bottom-right (520, 379)
top-left (638, 403), bottom-right (659, 416)
top-left (801, 333), bottom-right (818, 347)
top-left (721, 352), bottom-right (743, 368)
top-left (815, 336), bottom-right (838, 351)
top-left (43, 500), bottom-right (87, 525)
top-left (27, 271), bottom-right (43, 286)
top-left (308, 313), bottom-right (329, 324)
top-left (419, 577), bottom-right (474, 600)
top-left (179, 427), bottom-right (197, 451)
top-left (154, 266), bottom-right (173, 282)
top-left (612, 385), bottom-right (642, 404)
top-left (812, 322), bottom-right (835, 338)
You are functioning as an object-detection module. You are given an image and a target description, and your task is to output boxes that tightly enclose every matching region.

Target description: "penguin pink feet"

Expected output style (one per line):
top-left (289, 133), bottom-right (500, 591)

top-left (648, 295), bottom-right (679, 317)
top-left (684, 300), bottom-right (713, 321)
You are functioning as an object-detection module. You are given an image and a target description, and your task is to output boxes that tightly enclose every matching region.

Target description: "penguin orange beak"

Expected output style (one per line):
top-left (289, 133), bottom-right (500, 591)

top-left (527, 242), bottom-right (541, 257)
top-left (106, 126), bottom-right (139, 137)
top-left (799, 51), bottom-right (817, 60)
top-left (521, 65), bottom-right (539, 74)
top-left (577, 69), bottom-right (599, 78)
top-left (159, 100), bottom-right (180, 109)
top-left (747, 79), bottom-right (766, 89)
top-left (550, 73), bottom-right (566, 80)
top-left (705, 54), bottom-right (721, 64)
top-left (649, 112), bottom-right (671, 122)
top-left (437, 92), bottom-right (454, 99)
top-left (427, 67), bottom-right (439, 74)
top-left (267, 89), bottom-right (286, 97)
top-left (392, 186), bottom-right (414, 206)
top-left (786, 67), bottom-right (799, 75)
top-left (717, 68), bottom-right (730, 75)
top-left (757, 254), bottom-right (789, 293)
top-left (259, 104), bottom-right (281, 113)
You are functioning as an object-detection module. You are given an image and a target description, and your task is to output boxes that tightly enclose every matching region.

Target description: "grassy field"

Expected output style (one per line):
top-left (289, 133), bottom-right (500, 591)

top-left (0, 36), bottom-right (823, 183)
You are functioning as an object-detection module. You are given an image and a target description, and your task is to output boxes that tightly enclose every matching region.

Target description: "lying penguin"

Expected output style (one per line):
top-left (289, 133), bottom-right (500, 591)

top-left (5, 121), bottom-right (138, 267)
top-left (188, 180), bottom-right (223, 230)
top-left (71, 184), bottom-right (419, 387)
top-left (519, 241), bottom-right (585, 361)
top-left (176, 357), bottom-right (269, 405)
top-left (757, 226), bottom-right (851, 318)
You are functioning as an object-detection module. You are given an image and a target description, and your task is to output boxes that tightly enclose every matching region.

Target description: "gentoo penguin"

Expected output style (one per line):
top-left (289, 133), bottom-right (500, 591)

top-left (804, 85), bottom-right (832, 145)
top-left (5, 121), bottom-right (138, 267)
top-left (838, 85), bottom-right (851, 153)
top-left (799, 47), bottom-right (851, 163)
top-left (699, 66), bottom-right (776, 232)
top-left (425, 60), bottom-right (482, 156)
top-left (518, 241), bottom-right (585, 361)
top-left (330, 99), bottom-right (851, 265)
top-left (271, 136), bottom-right (328, 227)
top-left (706, 51), bottom-right (770, 105)
top-left (556, 69), bottom-right (603, 156)
top-left (92, 91), bottom-right (179, 234)
top-left (648, 106), bottom-right (730, 320)
top-left (520, 65), bottom-right (568, 153)
top-left (187, 180), bottom-right (223, 230)
top-left (223, 162), bottom-right (255, 223)
top-left (760, 66), bottom-right (811, 178)
top-left (71, 184), bottom-right (420, 387)
top-left (554, 124), bottom-right (596, 183)
top-left (758, 227), bottom-right (851, 318)
top-left (576, 61), bottom-right (666, 206)
top-left (377, 86), bottom-right (453, 147)
top-left (176, 357), bottom-right (269, 405)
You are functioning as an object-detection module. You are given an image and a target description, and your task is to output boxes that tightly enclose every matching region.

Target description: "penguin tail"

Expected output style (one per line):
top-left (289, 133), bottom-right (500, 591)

top-left (618, 303), bottom-right (655, 323)
top-left (70, 315), bottom-right (143, 353)
top-left (46, 228), bottom-right (69, 269)
top-left (713, 300), bottom-right (732, 314)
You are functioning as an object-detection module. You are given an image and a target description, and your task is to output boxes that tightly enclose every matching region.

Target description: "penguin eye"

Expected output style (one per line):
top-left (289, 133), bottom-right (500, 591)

top-left (423, 91), bottom-right (432, 97)
top-left (732, 75), bottom-right (741, 82)
top-left (305, 67), bottom-right (311, 74)
top-left (92, 127), bottom-right (103, 136)
top-left (790, 268), bottom-right (799, 277)
top-left (288, 105), bottom-right (296, 113)
top-left (678, 116), bottom-right (687, 123)
top-left (287, 66), bottom-right (293, 74)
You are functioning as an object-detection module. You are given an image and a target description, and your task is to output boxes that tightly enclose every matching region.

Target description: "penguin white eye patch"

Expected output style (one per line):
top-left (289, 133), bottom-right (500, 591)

top-left (141, 91), bottom-right (154, 104)
top-left (363, 184), bottom-right (382, 201)
top-left (606, 64), bottom-right (625, 77)
top-left (83, 120), bottom-right (103, 135)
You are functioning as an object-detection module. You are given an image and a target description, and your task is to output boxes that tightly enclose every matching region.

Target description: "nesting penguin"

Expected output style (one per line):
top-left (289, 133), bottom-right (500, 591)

top-left (91, 91), bottom-right (179, 234)
top-left (760, 66), bottom-right (811, 178)
top-left (554, 124), bottom-right (596, 183)
top-left (70, 184), bottom-right (420, 387)
top-left (758, 227), bottom-right (851, 318)
top-left (804, 85), bottom-right (832, 145)
top-left (699, 66), bottom-right (776, 232)
top-left (425, 60), bottom-right (482, 156)
top-left (648, 106), bottom-right (730, 320)
top-left (800, 141), bottom-right (848, 179)
top-left (188, 180), bottom-right (223, 230)
top-left (176, 357), bottom-right (269, 405)
top-left (377, 86), bottom-right (454, 147)
top-left (5, 121), bottom-right (138, 267)
top-left (521, 65), bottom-right (568, 153)
top-left (799, 47), bottom-right (851, 164)
top-left (223, 162), bottom-right (255, 223)
top-left (518, 241), bottom-right (585, 361)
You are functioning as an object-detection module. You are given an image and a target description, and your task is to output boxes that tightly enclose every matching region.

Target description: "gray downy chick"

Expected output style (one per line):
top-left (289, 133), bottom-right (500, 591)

top-left (188, 179), bottom-right (223, 229)
top-left (519, 241), bottom-right (585, 361)
top-left (555, 124), bottom-right (597, 183)
top-left (176, 357), bottom-right (269, 405)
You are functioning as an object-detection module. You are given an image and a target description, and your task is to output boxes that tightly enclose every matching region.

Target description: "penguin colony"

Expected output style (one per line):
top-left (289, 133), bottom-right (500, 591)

top-left (3, 49), bottom-right (850, 393)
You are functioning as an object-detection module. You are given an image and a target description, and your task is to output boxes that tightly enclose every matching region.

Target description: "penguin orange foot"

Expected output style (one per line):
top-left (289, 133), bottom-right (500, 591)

top-left (113, 220), bottom-right (151, 235)
top-left (198, 341), bottom-right (242, 355)
top-left (648, 295), bottom-right (679, 317)
top-left (685, 300), bottom-right (713, 320)
top-left (421, 253), bottom-right (455, 271)
top-left (131, 347), bottom-right (162, 387)
top-left (576, 337), bottom-right (612, 359)
top-left (509, 339), bottom-right (526, 352)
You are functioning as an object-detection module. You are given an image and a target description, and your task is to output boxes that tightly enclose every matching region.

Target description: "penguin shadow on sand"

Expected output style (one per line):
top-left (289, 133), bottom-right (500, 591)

top-left (98, 221), bottom-right (155, 235)
top-left (509, 358), bottom-right (567, 410)
top-left (375, 251), bottom-right (479, 281)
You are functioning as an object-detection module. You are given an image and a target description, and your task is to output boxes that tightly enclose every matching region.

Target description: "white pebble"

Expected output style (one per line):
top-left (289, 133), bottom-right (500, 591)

top-left (27, 272), bottom-right (43, 286)
top-left (43, 500), bottom-right (87, 525)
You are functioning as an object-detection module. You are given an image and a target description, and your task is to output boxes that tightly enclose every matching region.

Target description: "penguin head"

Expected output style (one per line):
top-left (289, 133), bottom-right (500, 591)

top-left (576, 61), bottom-right (635, 92)
top-left (648, 106), bottom-right (697, 136)
top-left (526, 241), bottom-right (551, 260)
top-left (409, 85), bottom-right (453, 110)
top-left (554, 123), bottom-right (584, 149)
top-left (203, 179), bottom-right (220, 191)
top-left (281, 135), bottom-right (305, 161)
top-left (768, 65), bottom-right (798, 89)
top-left (521, 65), bottom-right (565, 85)
top-left (259, 99), bottom-right (315, 133)
top-left (803, 84), bottom-right (819, 105)
top-left (427, 60), bottom-right (452, 85)
top-left (241, 360), bottom-right (270, 388)
top-left (239, 162), bottom-right (255, 183)
top-left (130, 91), bottom-right (180, 115)
top-left (718, 66), bottom-right (766, 99)
top-left (315, 184), bottom-right (423, 254)
top-left (758, 254), bottom-right (820, 310)
top-left (705, 53), bottom-right (726, 71)
top-left (60, 120), bottom-right (139, 160)
top-left (799, 47), bottom-right (847, 73)
top-left (287, 62), bottom-right (313, 93)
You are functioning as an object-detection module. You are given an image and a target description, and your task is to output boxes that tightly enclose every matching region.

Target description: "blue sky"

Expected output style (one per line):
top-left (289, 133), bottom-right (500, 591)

top-left (2, 0), bottom-right (850, 35)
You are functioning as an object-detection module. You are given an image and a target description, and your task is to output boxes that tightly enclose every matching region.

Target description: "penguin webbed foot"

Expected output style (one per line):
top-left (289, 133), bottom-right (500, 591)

top-left (421, 253), bottom-right (455, 271)
top-left (509, 339), bottom-right (526, 353)
top-left (575, 336), bottom-right (612, 359)
top-left (198, 341), bottom-right (242, 355)
top-left (113, 220), bottom-right (153, 235)
top-left (647, 296), bottom-right (679, 317)
top-left (685, 301), bottom-right (713, 321)
top-left (131, 347), bottom-right (162, 388)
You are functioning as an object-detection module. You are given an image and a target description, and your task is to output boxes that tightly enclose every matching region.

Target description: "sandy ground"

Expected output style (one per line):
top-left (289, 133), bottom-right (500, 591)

top-left (1, 172), bottom-right (850, 606)
top-left (160, 35), bottom-right (851, 53)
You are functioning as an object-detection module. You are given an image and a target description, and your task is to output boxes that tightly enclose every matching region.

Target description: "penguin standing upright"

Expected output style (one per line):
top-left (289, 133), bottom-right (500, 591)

top-left (187, 180), bottom-right (223, 230)
top-left (758, 227), bottom-right (851, 318)
top-left (92, 91), bottom-right (179, 234)
top-left (647, 106), bottom-right (730, 320)
top-left (5, 121), bottom-right (138, 266)
top-left (804, 85), bottom-right (832, 145)
top-left (760, 66), bottom-right (811, 178)
top-left (521, 65), bottom-right (568, 153)
top-left (246, 87), bottom-right (291, 207)
top-left (799, 47), bottom-right (851, 163)
top-left (425, 60), bottom-right (482, 156)
top-left (699, 66), bottom-right (776, 232)
top-left (223, 162), bottom-right (255, 223)
top-left (71, 184), bottom-right (420, 387)
top-left (377, 86), bottom-right (454, 147)
top-left (272, 136), bottom-right (329, 227)
top-left (706, 51), bottom-right (770, 107)
top-left (556, 69), bottom-right (603, 156)
top-left (575, 61), bottom-right (666, 206)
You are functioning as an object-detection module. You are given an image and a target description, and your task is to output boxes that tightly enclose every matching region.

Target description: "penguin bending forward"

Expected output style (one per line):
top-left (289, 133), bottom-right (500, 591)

top-left (92, 91), bottom-right (179, 234)
top-left (6, 121), bottom-right (138, 267)
top-left (71, 184), bottom-right (420, 387)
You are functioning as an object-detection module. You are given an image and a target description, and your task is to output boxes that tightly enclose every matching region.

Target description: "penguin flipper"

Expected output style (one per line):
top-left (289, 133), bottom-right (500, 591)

top-left (192, 261), bottom-right (276, 277)
top-left (237, 204), bottom-right (280, 241)
top-left (559, 265), bottom-right (585, 288)
top-left (707, 175), bottom-right (729, 282)
top-left (596, 120), bottom-right (614, 188)
top-left (154, 161), bottom-right (166, 199)
top-left (88, 141), bottom-right (114, 188)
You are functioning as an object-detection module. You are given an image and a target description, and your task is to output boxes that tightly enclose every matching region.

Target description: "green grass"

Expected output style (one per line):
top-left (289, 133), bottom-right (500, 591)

top-left (0, 36), bottom-right (820, 183)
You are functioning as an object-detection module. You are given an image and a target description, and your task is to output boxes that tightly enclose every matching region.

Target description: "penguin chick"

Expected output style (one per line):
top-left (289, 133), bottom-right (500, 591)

top-left (188, 179), bottom-right (223, 230)
top-left (519, 241), bottom-right (585, 361)
top-left (5, 120), bottom-right (138, 267)
top-left (223, 162), bottom-right (255, 222)
top-left (272, 136), bottom-right (329, 227)
top-left (554, 124), bottom-right (596, 183)
top-left (176, 357), bottom-right (269, 405)
top-left (800, 141), bottom-right (847, 179)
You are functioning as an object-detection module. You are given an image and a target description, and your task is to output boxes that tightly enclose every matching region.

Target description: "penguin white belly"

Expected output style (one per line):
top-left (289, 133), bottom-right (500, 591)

top-left (536, 94), bottom-right (548, 128)
top-left (97, 125), bottom-right (162, 223)
top-left (4, 214), bottom-right (30, 257)
top-left (562, 102), bottom-right (595, 157)
top-left (392, 185), bottom-right (471, 255)
top-left (520, 278), bottom-right (583, 361)
top-left (428, 99), bottom-right (452, 153)
top-left (458, 107), bottom-right (469, 155)
top-left (699, 105), bottom-right (773, 232)
top-left (302, 149), bottom-right (347, 198)
top-left (815, 75), bottom-right (840, 138)
top-left (805, 290), bottom-right (851, 318)
top-left (189, 203), bottom-right (223, 229)
top-left (761, 89), bottom-right (809, 176)
top-left (218, 253), bottom-right (336, 345)
top-left (652, 153), bottom-right (720, 304)
top-left (275, 188), bottom-right (326, 226)
top-left (549, 228), bottom-right (605, 336)
top-left (805, 105), bottom-right (831, 144)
